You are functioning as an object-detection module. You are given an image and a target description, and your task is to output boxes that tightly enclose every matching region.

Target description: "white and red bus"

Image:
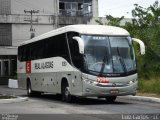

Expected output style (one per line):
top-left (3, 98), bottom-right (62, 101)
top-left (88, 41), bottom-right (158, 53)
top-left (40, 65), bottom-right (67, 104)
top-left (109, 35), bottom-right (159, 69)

top-left (17, 25), bottom-right (145, 102)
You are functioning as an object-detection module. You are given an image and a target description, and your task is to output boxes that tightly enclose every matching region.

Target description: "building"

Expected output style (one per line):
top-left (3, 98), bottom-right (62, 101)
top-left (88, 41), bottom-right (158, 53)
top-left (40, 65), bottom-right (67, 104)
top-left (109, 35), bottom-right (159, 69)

top-left (0, 0), bottom-right (98, 84)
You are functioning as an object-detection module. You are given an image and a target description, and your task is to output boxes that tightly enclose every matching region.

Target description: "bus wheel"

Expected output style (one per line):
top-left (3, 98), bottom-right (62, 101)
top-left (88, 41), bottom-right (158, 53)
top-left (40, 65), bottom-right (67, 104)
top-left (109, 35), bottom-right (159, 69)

top-left (105, 96), bottom-right (117, 103)
top-left (62, 82), bottom-right (72, 102)
top-left (27, 81), bottom-right (35, 97)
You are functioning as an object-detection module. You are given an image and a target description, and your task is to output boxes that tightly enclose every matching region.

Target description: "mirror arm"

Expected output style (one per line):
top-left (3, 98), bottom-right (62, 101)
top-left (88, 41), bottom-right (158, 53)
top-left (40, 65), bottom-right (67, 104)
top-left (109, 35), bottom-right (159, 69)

top-left (132, 38), bottom-right (145, 55)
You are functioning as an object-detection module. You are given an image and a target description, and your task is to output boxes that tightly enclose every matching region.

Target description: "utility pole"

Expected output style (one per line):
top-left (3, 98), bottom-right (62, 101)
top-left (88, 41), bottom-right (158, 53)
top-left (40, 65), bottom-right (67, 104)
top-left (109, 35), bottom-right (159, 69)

top-left (54, 0), bottom-right (59, 29)
top-left (24, 10), bottom-right (39, 39)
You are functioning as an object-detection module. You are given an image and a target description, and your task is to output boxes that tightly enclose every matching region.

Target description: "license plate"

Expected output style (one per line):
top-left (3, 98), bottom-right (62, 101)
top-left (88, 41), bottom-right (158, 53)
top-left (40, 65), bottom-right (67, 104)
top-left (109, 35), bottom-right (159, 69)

top-left (109, 89), bottom-right (119, 94)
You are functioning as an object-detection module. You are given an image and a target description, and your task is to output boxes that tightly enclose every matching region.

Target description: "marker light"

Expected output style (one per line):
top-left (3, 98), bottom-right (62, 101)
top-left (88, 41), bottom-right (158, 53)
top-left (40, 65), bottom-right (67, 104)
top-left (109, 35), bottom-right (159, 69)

top-left (97, 76), bottom-right (109, 83)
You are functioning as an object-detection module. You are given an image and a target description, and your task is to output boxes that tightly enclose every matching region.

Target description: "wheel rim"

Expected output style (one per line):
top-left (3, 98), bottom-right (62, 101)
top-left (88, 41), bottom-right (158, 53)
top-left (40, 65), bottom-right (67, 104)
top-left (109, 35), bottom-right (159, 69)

top-left (65, 87), bottom-right (70, 99)
top-left (28, 84), bottom-right (31, 95)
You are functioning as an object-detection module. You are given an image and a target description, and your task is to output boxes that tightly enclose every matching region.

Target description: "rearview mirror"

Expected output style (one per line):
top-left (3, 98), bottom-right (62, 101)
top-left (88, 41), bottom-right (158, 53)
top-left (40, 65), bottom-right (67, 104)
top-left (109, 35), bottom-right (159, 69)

top-left (132, 38), bottom-right (145, 55)
top-left (72, 36), bottom-right (84, 54)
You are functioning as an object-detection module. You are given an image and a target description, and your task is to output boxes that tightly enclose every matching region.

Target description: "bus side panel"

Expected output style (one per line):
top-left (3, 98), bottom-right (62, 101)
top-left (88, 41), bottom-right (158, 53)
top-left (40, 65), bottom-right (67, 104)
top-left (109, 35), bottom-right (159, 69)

top-left (17, 60), bottom-right (27, 89)
top-left (56, 70), bottom-right (83, 96)
top-left (18, 57), bottom-right (84, 96)
top-left (70, 71), bottom-right (83, 96)
top-left (30, 72), bottom-right (57, 93)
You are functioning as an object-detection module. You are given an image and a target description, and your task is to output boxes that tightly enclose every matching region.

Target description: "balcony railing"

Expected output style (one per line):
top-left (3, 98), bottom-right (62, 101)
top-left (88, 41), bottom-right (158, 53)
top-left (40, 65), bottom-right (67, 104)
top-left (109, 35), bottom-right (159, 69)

top-left (59, 9), bottom-right (92, 17)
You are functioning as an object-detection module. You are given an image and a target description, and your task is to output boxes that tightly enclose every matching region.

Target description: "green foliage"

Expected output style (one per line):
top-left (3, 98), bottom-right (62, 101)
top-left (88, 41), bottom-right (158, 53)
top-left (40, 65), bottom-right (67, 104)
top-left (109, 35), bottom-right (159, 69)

top-left (0, 95), bottom-right (16, 99)
top-left (125, 0), bottom-right (160, 79)
top-left (106, 15), bottom-right (124, 26)
top-left (138, 78), bottom-right (160, 94)
top-left (95, 19), bottom-right (104, 25)
top-left (95, 15), bottom-right (124, 26)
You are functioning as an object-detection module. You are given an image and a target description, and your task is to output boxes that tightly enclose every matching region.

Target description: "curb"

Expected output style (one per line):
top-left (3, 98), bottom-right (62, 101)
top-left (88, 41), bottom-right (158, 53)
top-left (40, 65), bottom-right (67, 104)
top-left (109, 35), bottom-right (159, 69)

top-left (0, 96), bottom-right (28, 104)
top-left (118, 95), bottom-right (160, 103)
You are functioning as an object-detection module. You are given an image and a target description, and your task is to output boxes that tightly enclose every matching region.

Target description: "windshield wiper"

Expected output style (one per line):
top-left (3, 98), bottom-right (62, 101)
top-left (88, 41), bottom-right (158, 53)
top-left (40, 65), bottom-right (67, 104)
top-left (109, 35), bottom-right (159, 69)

top-left (116, 47), bottom-right (127, 73)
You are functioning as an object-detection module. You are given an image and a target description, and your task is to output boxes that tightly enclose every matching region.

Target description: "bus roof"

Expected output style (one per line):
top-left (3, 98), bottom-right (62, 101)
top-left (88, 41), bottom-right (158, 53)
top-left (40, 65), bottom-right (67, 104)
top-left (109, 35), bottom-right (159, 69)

top-left (20, 25), bottom-right (130, 46)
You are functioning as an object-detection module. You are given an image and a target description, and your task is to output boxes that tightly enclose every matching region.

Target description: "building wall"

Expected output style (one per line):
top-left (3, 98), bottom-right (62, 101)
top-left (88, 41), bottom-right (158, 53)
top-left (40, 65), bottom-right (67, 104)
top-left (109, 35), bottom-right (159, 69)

top-left (0, 24), bottom-right (12, 46)
top-left (92, 0), bottom-right (98, 17)
top-left (0, 0), bottom-right (11, 14)
top-left (11, 0), bottom-right (56, 15)
top-left (12, 24), bottom-right (54, 46)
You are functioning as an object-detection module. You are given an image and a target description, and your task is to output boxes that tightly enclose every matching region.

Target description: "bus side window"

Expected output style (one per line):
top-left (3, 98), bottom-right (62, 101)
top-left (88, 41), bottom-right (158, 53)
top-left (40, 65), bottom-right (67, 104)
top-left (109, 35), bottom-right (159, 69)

top-left (45, 34), bottom-right (70, 62)
top-left (30, 41), bottom-right (44, 60)
top-left (36, 41), bottom-right (45, 59)
top-left (25, 45), bottom-right (30, 61)
top-left (45, 37), bottom-right (56, 58)
top-left (56, 34), bottom-right (70, 62)
top-left (22, 46), bottom-right (27, 61)
top-left (30, 43), bottom-right (36, 60)
top-left (18, 45), bottom-right (30, 61)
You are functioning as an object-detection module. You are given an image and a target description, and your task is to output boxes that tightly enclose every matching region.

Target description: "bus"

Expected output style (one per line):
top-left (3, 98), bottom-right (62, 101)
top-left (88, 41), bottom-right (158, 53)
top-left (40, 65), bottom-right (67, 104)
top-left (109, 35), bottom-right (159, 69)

top-left (17, 25), bottom-right (145, 102)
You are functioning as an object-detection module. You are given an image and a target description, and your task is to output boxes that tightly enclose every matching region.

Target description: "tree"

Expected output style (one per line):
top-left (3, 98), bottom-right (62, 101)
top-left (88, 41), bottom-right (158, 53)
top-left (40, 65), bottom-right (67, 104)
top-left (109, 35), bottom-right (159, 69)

top-left (95, 15), bottom-right (124, 27)
top-left (131, 0), bottom-right (160, 27)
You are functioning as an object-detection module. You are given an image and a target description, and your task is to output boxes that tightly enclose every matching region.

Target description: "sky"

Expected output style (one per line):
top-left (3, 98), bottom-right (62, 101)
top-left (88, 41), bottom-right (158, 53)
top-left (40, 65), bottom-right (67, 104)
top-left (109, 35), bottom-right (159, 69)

top-left (98, 0), bottom-right (158, 18)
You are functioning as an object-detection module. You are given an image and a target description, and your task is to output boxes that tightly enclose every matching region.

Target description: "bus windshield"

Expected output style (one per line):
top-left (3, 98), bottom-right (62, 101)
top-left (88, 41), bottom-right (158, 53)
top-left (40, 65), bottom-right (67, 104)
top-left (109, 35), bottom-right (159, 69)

top-left (81, 35), bottom-right (136, 76)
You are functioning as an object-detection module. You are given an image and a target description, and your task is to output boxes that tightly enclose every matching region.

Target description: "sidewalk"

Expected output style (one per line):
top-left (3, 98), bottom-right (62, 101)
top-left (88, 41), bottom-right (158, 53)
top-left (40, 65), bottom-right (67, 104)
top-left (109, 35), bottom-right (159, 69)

top-left (118, 95), bottom-right (160, 103)
top-left (0, 85), bottom-right (28, 103)
top-left (0, 85), bottom-right (26, 96)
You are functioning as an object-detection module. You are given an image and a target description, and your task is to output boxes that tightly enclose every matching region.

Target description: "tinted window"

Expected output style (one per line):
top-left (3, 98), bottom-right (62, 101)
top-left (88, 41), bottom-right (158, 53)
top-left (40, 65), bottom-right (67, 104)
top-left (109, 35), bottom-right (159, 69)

top-left (18, 33), bottom-right (71, 62)
top-left (30, 40), bottom-right (44, 60)
top-left (45, 33), bottom-right (70, 62)
top-left (18, 45), bottom-right (30, 61)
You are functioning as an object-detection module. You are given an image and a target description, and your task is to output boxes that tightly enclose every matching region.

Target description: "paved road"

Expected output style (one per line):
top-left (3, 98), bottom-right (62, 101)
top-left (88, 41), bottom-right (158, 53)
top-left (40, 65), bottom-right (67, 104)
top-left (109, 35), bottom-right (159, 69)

top-left (0, 86), bottom-right (160, 120)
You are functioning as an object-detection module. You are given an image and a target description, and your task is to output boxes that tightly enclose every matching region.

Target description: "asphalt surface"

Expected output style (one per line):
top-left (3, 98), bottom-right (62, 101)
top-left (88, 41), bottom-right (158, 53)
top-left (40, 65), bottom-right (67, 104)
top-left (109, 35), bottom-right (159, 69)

top-left (0, 86), bottom-right (160, 120)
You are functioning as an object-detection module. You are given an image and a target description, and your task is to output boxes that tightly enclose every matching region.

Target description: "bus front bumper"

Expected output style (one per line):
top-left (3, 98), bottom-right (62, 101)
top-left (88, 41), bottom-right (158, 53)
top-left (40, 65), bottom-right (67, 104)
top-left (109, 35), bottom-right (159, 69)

top-left (82, 81), bottom-right (137, 97)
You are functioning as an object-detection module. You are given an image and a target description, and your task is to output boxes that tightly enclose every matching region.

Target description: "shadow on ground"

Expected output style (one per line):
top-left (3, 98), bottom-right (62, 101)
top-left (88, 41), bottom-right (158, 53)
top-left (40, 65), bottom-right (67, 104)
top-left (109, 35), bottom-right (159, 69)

top-left (28, 93), bottom-right (132, 105)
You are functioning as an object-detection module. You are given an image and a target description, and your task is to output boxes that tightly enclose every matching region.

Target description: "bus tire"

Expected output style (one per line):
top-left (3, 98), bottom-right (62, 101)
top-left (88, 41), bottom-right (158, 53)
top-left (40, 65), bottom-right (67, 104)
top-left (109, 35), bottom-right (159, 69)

top-left (27, 81), bottom-right (32, 97)
top-left (27, 80), bottom-right (38, 97)
top-left (105, 96), bottom-right (117, 103)
top-left (62, 81), bottom-right (72, 102)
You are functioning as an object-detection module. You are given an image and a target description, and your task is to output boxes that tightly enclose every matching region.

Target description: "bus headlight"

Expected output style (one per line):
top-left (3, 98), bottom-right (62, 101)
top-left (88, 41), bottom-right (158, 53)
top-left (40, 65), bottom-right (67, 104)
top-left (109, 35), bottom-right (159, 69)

top-left (129, 81), bottom-right (133, 84)
top-left (84, 79), bottom-right (98, 85)
top-left (127, 79), bottom-right (137, 85)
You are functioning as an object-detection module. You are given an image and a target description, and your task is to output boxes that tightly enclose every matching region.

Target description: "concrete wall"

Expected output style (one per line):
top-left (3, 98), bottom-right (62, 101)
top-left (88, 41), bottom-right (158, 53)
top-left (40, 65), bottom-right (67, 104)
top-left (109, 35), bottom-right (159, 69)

top-left (12, 24), bottom-right (54, 46)
top-left (11, 0), bottom-right (57, 15)
top-left (92, 0), bottom-right (98, 17)
top-left (0, 14), bottom-right (55, 24)
top-left (0, 0), bottom-right (11, 14)
top-left (0, 24), bottom-right (12, 46)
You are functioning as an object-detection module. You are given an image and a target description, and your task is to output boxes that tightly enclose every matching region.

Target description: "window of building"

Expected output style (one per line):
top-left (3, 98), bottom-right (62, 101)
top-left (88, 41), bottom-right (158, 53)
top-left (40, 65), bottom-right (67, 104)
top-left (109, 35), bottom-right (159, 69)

top-left (59, 2), bottom-right (65, 9)
top-left (59, 0), bottom-right (92, 16)
top-left (0, 25), bottom-right (12, 46)
top-left (78, 3), bottom-right (83, 10)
